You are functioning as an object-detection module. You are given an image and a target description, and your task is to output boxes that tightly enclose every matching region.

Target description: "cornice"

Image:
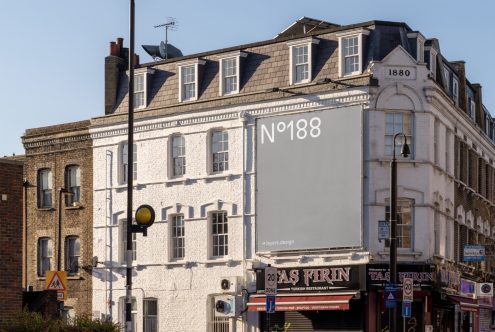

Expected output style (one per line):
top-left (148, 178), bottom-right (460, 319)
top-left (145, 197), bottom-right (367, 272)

top-left (23, 133), bottom-right (91, 149)
top-left (90, 91), bottom-right (370, 140)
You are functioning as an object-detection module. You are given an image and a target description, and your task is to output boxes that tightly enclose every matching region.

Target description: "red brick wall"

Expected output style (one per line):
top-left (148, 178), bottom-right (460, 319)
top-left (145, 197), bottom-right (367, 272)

top-left (0, 159), bottom-right (24, 327)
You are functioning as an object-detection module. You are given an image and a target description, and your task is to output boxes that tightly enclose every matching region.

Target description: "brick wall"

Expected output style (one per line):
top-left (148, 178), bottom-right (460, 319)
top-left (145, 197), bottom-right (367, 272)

top-left (0, 158), bottom-right (24, 327)
top-left (23, 120), bottom-right (93, 317)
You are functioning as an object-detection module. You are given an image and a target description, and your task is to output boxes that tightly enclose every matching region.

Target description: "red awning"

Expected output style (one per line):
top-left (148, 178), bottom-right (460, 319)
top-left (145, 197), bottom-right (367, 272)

top-left (247, 293), bottom-right (357, 312)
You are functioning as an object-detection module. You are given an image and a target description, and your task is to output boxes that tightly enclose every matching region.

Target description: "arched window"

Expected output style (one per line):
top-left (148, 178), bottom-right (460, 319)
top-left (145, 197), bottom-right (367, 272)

top-left (65, 165), bottom-right (81, 206)
top-left (65, 236), bottom-right (80, 276)
top-left (37, 237), bottom-right (52, 277)
top-left (37, 168), bottom-right (52, 208)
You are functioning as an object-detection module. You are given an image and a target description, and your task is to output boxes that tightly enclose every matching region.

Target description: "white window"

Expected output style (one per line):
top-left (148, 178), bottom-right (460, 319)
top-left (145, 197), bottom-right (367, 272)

top-left (385, 199), bottom-right (414, 249)
top-left (211, 130), bottom-right (229, 173)
top-left (65, 165), bottom-right (80, 206)
top-left (452, 77), bottom-right (459, 106)
top-left (171, 135), bottom-right (186, 177)
top-left (384, 112), bottom-right (412, 157)
top-left (443, 65), bottom-right (450, 93)
top-left (122, 143), bottom-right (137, 183)
top-left (469, 99), bottom-right (476, 120)
top-left (428, 48), bottom-right (438, 79)
top-left (120, 219), bottom-right (136, 264)
top-left (134, 74), bottom-right (145, 109)
top-left (434, 119), bottom-right (439, 165)
top-left (337, 29), bottom-right (369, 77)
top-left (178, 59), bottom-right (205, 102)
top-left (38, 168), bottom-right (52, 208)
top-left (65, 236), bottom-right (80, 276)
top-left (119, 296), bottom-right (137, 332)
top-left (288, 38), bottom-right (318, 85)
top-left (171, 214), bottom-right (185, 260)
top-left (219, 51), bottom-right (247, 95)
top-left (144, 298), bottom-right (158, 332)
top-left (211, 211), bottom-right (228, 258)
top-left (417, 36), bottom-right (425, 63)
top-left (434, 204), bottom-right (440, 255)
top-left (445, 213), bottom-right (452, 259)
top-left (38, 237), bottom-right (52, 277)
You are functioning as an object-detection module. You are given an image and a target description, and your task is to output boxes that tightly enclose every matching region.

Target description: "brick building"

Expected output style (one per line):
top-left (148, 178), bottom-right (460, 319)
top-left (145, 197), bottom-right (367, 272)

top-left (0, 157), bottom-right (24, 327)
top-left (22, 120), bottom-right (93, 318)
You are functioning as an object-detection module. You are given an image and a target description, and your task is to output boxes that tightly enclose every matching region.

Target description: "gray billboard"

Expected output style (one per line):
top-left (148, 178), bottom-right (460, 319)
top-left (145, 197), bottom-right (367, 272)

top-left (256, 105), bottom-right (362, 252)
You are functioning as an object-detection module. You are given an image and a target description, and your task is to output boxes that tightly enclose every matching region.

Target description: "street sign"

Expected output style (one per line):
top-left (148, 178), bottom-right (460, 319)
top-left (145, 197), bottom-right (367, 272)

top-left (384, 284), bottom-right (397, 309)
top-left (402, 301), bottom-right (412, 318)
top-left (402, 277), bottom-right (413, 302)
top-left (266, 295), bottom-right (276, 313)
top-left (45, 271), bottom-right (67, 301)
top-left (265, 266), bottom-right (277, 296)
top-left (378, 220), bottom-right (390, 241)
top-left (463, 245), bottom-right (485, 262)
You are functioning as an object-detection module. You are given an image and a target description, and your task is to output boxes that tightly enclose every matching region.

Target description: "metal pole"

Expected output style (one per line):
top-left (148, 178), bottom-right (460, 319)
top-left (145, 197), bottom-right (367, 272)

top-left (58, 188), bottom-right (66, 271)
top-left (126, 0), bottom-right (135, 331)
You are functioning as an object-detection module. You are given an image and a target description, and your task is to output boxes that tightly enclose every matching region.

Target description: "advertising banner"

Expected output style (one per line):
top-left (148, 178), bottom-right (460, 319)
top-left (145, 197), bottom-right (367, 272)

top-left (256, 106), bottom-right (363, 251)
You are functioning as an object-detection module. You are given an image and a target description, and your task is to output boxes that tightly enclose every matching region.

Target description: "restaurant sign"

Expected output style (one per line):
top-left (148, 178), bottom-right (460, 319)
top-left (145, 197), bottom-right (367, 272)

top-left (256, 265), bottom-right (364, 293)
top-left (367, 264), bottom-right (433, 289)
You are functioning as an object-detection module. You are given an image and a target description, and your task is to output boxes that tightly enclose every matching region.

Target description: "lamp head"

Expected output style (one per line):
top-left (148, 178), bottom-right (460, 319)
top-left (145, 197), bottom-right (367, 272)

top-left (401, 141), bottom-right (410, 157)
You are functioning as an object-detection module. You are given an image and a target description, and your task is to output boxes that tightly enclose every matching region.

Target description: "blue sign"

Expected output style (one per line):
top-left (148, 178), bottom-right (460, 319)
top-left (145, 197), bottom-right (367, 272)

top-left (266, 295), bottom-right (276, 313)
top-left (384, 284), bottom-right (397, 309)
top-left (463, 245), bottom-right (485, 262)
top-left (402, 301), bottom-right (412, 317)
top-left (378, 220), bottom-right (390, 241)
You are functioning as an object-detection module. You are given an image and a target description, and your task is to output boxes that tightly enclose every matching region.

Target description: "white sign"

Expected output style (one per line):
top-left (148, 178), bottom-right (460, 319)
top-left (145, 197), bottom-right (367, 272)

top-left (477, 283), bottom-right (493, 298)
top-left (403, 277), bottom-right (413, 302)
top-left (265, 266), bottom-right (278, 296)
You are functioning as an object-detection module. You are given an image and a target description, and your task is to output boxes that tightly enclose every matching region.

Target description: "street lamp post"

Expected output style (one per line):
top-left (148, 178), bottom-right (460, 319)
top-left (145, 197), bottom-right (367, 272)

top-left (389, 132), bottom-right (410, 332)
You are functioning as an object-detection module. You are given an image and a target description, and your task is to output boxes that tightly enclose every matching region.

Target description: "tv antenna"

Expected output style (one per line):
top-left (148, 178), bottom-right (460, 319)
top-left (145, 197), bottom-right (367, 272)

top-left (154, 18), bottom-right (178, 60)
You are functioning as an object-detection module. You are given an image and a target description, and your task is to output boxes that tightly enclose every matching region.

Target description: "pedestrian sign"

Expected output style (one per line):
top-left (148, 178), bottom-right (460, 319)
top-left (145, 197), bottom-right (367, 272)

top-left (384, 284), bottom-right (397, 309)
top-left (45, 271), bottom-right (68, 301)
top-left (402, 301), bottom-right (412, 317)
top-left (266, 295), bottom-right (276, 313)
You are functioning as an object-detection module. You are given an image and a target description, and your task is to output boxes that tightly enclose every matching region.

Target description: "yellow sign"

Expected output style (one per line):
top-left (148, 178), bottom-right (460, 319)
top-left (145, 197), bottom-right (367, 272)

top-left (45, 271), bottom-right (67, 301)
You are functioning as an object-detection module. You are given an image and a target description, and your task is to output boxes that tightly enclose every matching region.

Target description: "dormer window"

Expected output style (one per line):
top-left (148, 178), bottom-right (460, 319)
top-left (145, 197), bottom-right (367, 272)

top-left (467, 88), bottom-right (476, 121)
top-left (218, 51), bottom-right (247, 96)
top-left (177, 59), bottom-right (205, 102)
top-left (442, 65), bottom-right (451, 94)
top-left (337, 29), bottom-right (370, 77)
top-left (131, 68), bottom-right (154, 109)
top-left (452, 77), bottom-right (459, 106)
top-left (426, 47), bottom-right (438, 79)
top-left (407, 32), bottom-right (425, 63)
top-left (287, 38), bottom-right (319, 85)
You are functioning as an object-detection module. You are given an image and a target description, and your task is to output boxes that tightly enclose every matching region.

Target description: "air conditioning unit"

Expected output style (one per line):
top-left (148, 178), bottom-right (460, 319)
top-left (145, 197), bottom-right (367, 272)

top-left (219, 276), bottom-right (240, 293)
top-left (477, 282), bottom-right (493, 297)
top-left (214, 295), bottom-right (239, 317)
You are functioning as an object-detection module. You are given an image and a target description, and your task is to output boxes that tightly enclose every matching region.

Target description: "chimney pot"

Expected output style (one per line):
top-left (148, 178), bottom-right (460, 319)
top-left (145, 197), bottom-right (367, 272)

top-left (109, 42), bottom-right (117, 56)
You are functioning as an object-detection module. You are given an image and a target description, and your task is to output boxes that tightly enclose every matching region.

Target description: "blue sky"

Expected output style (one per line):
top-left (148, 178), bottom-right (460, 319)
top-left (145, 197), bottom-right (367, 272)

top-left (1, 0), bottom-right (494, 156)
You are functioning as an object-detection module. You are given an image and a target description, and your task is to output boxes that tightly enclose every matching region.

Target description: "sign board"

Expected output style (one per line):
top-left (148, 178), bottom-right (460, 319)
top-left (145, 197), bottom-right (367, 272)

top-left (256, 105), bottom-right (363, 251)
top-left (463, 245), bottom-right (485, 262)
top-left (367, 264), bottom-right (433, 289)
top-left (477, 283), bottom-right (494, 298)
top-left (45, 271), bottom-right (67, 301)
top-left (402, 277), bottom-right (413, 302)
top-left (384, 284), bottom-right (397, 309)
top-left (256, 265), bottom-right (363, 294)
top-left (378, 220), bottom-right (389, 241)
top-left (402, 301), bottom-right (412, 318)
top-left (266, 295), bottom-right (276, 313)
top-left (460, 278), bottom-right (476, 299)
top-left (265, 267), bottom-right (278, 296)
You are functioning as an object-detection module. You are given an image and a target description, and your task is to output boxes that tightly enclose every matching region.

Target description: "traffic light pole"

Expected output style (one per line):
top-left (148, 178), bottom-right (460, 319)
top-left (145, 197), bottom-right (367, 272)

top-left (125, 0), bottom-right (135, 331)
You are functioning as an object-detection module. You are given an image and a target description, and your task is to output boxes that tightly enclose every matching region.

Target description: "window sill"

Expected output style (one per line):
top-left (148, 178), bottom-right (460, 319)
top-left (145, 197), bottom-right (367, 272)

top-left (203, 173), bottom-right (234, 183)
top-left (377, 250), bottom-right (423, 258)
top-left (164, 260), bottom-right (192, 269)
top-left (64, 204), bottom-right (83, 210)
top-left (37, 207), bottom-right (54, 211)
top-left (203, 258), bottom-right (237, 267)
top-left (67, 275), bottom-right (82, 280)
top-left (165, 178), bottom-right (190, 187)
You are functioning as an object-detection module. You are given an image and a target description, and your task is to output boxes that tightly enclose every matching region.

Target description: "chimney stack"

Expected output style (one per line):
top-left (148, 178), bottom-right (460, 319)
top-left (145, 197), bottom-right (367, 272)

top-left (105, 37), bottom-right (127, 115)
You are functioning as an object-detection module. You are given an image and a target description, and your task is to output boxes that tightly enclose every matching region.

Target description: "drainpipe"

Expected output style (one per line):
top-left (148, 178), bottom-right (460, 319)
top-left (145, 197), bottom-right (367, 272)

top-left (23, 178), bottom-right (29, 290)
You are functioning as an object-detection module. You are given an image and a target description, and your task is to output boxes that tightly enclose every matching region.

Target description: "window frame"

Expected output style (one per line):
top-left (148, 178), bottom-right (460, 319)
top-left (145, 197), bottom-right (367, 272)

top-left (218, 51), bottom-right (247, 96)
top-left (177, 59), bottom-right (205, 102)
top-left (287, 37), bottom-right (319, 85)
top-left (210, 129), bottom-right (229, 174)
top-left (384, 111), bottom-right (413, 158)
top-left (426, 47), bottom-right (438, 79)
top-left (170, 214), bottom-right (185, 260)
top-left (65, 165), bottom-right (81, 206)
top-left (170, 134), bottom-right (186, 178)
top-left (120, 219), bottom-right (137, 265)
top-left (210, 211), bottom-right (228, 258)
top-left (119, 296), bottom-right (137, 332)
top-left (127, 68), bottom-right (154, 110)
top-left (385, 198), bottom-right (414, 250)
top-left (452, 76), bottom-right (459, 106)
top-left (37, 237), bottom-right (52, 277)
top-left (143, 298), bottom-right (158, 332)
top-left (65, 235), bottom-right (80, 276)
top-left (121, 142), bottom-right (137, 184)
top-left (38, 168), bottom-right (53, 208)
top-left (337, 29), bottom-right (370, 78)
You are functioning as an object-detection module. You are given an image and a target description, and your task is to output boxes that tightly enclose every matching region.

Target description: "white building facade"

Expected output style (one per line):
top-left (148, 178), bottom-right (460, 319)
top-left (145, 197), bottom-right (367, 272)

top-left (91, 18), bottom-right (495, 332)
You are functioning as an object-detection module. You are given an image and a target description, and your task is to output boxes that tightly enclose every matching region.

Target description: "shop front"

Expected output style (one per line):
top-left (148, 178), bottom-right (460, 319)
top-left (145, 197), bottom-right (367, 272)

top-left (365, 263), bottom-right (434, 332)
top-left (248, 265), bottom-right (365, 331)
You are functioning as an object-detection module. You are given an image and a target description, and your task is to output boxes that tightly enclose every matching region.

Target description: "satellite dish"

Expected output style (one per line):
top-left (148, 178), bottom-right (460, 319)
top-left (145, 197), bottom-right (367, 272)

top-left (142, 43), bottom-right (183, 61)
